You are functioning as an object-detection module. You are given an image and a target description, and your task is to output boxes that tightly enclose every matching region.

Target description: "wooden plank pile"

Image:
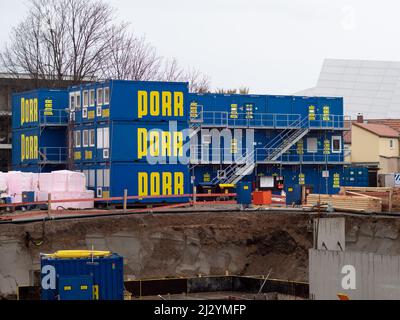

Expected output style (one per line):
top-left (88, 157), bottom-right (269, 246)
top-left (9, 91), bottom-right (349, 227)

top-left (340, 187), bottom-right (400, 213)
top-left (306, 192), bottom-right (382, 213)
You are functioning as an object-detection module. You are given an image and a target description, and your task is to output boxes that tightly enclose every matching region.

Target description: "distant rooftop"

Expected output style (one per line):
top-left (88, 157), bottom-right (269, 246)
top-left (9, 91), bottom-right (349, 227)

top-left (353, 122), bottom-right (400, 138)
top-left (296, 59), bottom-right (400, 119)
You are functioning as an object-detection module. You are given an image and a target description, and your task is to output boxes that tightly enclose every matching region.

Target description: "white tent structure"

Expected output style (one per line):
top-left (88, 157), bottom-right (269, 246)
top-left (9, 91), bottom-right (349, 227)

top-left (296, 59), bottom-right (400, 119)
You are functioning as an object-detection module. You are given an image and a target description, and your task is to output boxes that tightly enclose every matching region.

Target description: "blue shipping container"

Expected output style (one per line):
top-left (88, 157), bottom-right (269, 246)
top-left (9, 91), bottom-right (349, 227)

top-left (12, 127), bottom-right (67, 167)
top-left (79, 162), bottom-right (192, 203)
top-left (40, 253), bottom-right (124, 300)
top-left (69, 80), bottom-right (189, 123)
top-left (12, 89), bottom-right (68, 129)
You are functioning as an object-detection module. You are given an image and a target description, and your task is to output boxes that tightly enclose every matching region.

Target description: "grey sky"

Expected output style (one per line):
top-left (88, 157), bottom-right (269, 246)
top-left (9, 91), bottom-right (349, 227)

top-left (1, 0), bottom-right (399, 94)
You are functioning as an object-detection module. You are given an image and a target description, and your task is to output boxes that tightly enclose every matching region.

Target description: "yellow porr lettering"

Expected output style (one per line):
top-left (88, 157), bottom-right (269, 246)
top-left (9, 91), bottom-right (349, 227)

top-left (162, 132), bottom-right (171, 157)
top-left (138, 172), bottom-right (148, 197)
top-left (162, 92), bottom-right (172, 116)
top-left (173, 132), bottom-right (183, 157)
top-left (138, 91), bottom-right (148, 119)
top-left (150, 91), bottom-right (160, 116)
top-left (21, 98), bottom-right (25, 125)
top-left (162, 172), bottom-right (172, 195)
top-left (21, 134), bottom-right (25, 161)
top-left (137, 90), bottom-right (184, 118)
top-left (34, 99), bottom-right (38, 122)
top-left (174, 172), bottom-right (184, 195)
top-left (150, 172), bottom-right (160, 196)
top-left (174, 92), bottom-right (184, 117)
top-left (149, 131), bottom-right (159, 157)
top-left (137, 128), bottom-right (147, 160)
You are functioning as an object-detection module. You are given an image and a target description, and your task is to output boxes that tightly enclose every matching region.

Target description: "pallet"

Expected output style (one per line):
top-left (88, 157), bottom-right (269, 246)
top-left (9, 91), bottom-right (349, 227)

top-left (307, 193), bottom-right (382, 213)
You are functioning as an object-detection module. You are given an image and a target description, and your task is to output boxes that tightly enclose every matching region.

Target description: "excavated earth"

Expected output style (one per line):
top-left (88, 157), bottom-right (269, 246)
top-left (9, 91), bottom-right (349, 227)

top-left (1, 210), bottom-right (400, 299)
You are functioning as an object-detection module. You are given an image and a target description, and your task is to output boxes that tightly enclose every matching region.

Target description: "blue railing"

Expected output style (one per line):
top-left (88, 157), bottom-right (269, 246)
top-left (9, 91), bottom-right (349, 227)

top-left (191, 112), bottom-right (350, 130)
top-left (39, 109), bottom-right (69, 125)
top-left (190, 146), bottom-right (345, 164)
top-left (39, 147), bottom-right (68, 163)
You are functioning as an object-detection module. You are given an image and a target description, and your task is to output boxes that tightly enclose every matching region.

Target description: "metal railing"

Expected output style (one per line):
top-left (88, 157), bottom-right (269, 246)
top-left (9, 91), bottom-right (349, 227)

top-left (39, 147), bottom-right (68, 163)
top-left (39, 109), bottom-right (69, 126)
top-left (190, 146), bottom-right (346, 164)
top-left (190, 111), bottom-right (351, 130)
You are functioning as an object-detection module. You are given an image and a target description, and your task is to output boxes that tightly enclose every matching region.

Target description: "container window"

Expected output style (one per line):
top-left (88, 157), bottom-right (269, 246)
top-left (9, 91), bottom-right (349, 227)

top-left (83, 90), bottom-right (89, 108)
top-left (104, 87), bottom-right (110, 105)
top-left (332, 136), bottom-right (342, 153)
top-left (89, 170), bottom-right (95, 187)
top-left (69, 93), bottom-right (75, 111)
top-left (75, 92), bottom-right (81, 109)
top-left (104, 169), bottom-right (110, 187)
top-left (97, 128), bottom-right (104, 149)
top-left (97, 169), bottom-right (104, 187)
top-left (89, 129), bottom-right (95, 147)
top-left (75, 131), bottom-right (81, 148)
top-left (103, 127), bottom-right (110, 149)
top-left (89, 89), bottom-right (95, 107)
top-left (307, 138), bottom-right (317, 153)
top-left (97, 88), bottom-right (103, 106)
top-left (82, 107), bottom-right (88, 119)
top-left (83, 130), bottom-right (89, 147)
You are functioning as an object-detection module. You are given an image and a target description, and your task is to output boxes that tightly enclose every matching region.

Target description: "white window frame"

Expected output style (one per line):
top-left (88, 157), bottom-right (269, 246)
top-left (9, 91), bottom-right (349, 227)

top-left (83, 130), bottom-right (89, 147)
top-left (103, 127), bottom-right (110, 149)
top-left (331, 136), bottom-right (342, 154)
top-left (202, 135), bottom-right (212, 144)
top-left (89, 129), bottom-right (95, 147)
top-left (307, 137), bottom-right (318, 153)
top-left (97, 88), bottom-right (103, 106)
top-left (69, 93), bottom-right (76, 111)
top-left (97, 169), bottom-right (104, 188)
top-left (97, 128), bottom-right (104, 149)
top-left (75, 91), bottom-right (81, 110)
top-left (83, 90), bottom-right (89, 108)
top-left (89, 170), bottom-right (95, 187)
top-left (89, 89), bottom-right (95, 107)
top-left (82, 107), bottom-right (88, 119)
top-left (104, 169), bottom-right (110, 187)
top-left (75, 130), bottom-right (81, 148)
top-left (96, 106), bottom-right (102, 117)
top-left (103, 149), bottom-right (110, 159)
top-left (104, 87), bottom-right (110, 105)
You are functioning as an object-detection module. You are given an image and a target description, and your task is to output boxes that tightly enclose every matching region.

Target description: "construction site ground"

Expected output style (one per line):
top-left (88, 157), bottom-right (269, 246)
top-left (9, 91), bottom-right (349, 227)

top-left (2, 204), bottom-right (400, 299)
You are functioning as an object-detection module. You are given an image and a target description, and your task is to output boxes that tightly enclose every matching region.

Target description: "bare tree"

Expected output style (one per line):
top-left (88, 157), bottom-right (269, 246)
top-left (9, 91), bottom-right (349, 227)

top-left (1, 0), bottom-right (212, 91)
top-left (215, 87), bottom-right (250, 94)
top-left (1, 0), bottom-right (121, 85)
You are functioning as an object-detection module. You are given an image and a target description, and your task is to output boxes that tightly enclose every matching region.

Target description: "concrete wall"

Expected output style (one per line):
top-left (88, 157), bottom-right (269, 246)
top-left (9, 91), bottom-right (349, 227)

top-left (309, 249), bottom-right (400, 300)
top-left (313, 218), bottom-right (345, 251)
top-left (0, 211), bottom-right (313, 299)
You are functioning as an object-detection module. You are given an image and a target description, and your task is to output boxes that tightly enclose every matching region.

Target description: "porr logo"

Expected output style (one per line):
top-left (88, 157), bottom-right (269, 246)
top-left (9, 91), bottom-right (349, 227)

top-left (41, 265), bottom-right (56, 290)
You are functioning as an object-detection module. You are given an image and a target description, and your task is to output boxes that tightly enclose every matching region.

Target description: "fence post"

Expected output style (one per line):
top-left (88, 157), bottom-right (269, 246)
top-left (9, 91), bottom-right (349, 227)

top-left (47, 193), bottom-right (52, 217)
top-left (123, 189), bottom-right (128, 213)
top-left (193, 186), bottom-right (197, 204)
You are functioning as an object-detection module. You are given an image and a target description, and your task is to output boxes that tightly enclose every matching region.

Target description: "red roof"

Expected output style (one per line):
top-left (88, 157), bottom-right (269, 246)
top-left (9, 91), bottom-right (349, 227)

top-left (366, 119), bottom-right (400, 132)
top-left (353, 122), bottom-right (400, 138)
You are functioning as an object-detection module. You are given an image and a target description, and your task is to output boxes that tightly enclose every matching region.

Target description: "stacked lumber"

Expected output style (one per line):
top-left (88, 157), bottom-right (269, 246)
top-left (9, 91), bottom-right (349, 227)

top-left (307, 193), bottom-right (382, 213)
top-left (341, 187), bottom-right (400, 213)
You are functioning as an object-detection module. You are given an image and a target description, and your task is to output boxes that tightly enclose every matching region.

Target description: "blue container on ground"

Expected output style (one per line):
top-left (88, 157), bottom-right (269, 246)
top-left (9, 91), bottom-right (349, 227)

top-left (286, 184), bottom-right (302, 205)
top-left (40, 252), bottom-right (124, 300)
top-left (237, 181), bottom-right (252, 205)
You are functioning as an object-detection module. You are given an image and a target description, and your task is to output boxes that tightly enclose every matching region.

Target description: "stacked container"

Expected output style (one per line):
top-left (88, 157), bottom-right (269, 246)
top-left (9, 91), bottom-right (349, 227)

top-left (11, 89), bottom-right (69, 173)
top-left (69, 80), bottom-right (191, 204)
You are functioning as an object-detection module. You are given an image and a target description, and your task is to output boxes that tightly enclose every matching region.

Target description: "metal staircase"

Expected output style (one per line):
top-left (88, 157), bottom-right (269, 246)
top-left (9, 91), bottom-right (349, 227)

top-left (210, 116), bottom-right (311, 185)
